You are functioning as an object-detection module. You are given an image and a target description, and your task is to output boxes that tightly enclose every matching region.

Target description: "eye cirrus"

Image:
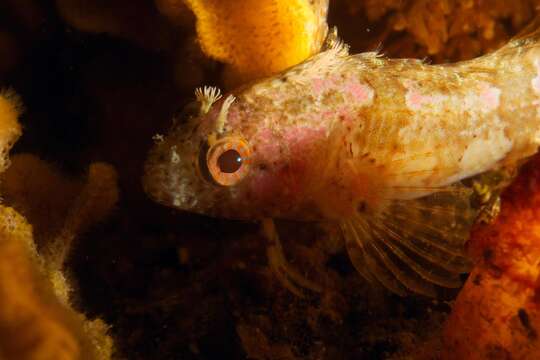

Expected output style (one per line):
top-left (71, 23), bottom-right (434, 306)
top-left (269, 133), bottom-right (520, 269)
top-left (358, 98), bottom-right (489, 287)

top-left (205, 137), bottom-right (251, 186)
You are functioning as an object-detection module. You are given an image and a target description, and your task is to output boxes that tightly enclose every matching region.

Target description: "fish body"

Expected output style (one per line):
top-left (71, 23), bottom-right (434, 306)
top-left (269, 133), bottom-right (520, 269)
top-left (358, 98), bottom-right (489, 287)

top-left (143, 29), bottom-right (540, 296)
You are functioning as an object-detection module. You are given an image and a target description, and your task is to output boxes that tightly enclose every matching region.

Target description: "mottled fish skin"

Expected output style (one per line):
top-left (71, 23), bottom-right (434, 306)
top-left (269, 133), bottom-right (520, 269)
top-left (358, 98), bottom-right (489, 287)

top-left (143, 31), bottom-right (540, 223)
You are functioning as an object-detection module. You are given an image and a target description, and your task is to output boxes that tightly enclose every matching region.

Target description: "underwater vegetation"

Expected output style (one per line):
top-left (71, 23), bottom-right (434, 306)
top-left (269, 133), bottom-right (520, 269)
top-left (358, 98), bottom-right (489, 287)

top-left (1, 0), bottom-right (540, 359)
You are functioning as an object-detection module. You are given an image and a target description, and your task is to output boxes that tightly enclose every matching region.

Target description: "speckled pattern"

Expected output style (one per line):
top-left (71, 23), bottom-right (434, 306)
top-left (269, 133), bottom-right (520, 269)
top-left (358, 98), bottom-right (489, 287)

top-left (144, 34), bottom-right (540, 222)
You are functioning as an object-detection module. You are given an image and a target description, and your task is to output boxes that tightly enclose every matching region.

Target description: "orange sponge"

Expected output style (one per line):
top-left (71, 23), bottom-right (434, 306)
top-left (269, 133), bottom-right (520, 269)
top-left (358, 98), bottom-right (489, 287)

top-left (442, 155), bottom-right (540, 359)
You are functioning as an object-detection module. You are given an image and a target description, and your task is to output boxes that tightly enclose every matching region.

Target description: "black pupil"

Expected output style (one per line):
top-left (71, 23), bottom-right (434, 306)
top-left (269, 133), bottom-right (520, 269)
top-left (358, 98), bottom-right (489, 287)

top-left (217, 149), bottom-right (242, 173)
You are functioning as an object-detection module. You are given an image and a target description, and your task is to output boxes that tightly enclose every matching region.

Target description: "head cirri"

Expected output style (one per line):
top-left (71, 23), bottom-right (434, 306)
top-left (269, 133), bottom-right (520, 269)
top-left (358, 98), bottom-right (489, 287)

top-left (143, 86), bottom-right (327, 220)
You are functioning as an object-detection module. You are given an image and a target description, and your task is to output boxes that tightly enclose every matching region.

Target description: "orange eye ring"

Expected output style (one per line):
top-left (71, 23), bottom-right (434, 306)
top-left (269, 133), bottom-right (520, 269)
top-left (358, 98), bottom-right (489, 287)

top-left (206, 137), bottom-right (251, 186)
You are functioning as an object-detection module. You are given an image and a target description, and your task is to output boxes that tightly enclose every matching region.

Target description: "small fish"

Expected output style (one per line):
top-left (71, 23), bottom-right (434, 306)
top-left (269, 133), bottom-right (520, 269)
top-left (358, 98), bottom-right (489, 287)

top-left (143, 23), bottom-right (540, 297)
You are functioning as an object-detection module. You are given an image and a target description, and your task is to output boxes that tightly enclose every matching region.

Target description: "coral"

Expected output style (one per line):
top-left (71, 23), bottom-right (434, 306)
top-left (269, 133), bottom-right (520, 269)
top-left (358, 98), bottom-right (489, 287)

top-left (441, 154), bottom-right (540, 359)
top-left (184, 0), bottom-right (329, 85)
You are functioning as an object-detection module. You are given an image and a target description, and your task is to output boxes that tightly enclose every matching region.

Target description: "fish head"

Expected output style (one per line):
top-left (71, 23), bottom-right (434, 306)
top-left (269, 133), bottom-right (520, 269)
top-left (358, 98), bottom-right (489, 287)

top-left (143, 86), bottom-right (329, 220)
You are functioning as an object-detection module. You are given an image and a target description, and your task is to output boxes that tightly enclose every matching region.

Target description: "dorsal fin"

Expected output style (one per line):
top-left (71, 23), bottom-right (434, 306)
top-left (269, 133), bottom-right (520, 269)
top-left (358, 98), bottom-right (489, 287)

top-left (321, 26), bottom-right (350, 57)
top-left (342, 185), bottom-right (477, 297)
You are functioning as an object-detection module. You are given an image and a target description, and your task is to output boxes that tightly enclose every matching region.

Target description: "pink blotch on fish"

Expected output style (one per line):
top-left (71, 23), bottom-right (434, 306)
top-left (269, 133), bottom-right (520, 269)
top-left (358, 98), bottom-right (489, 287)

top-left (406, 90), bottom-right (428, 111)
top-left (282, 126), bottom-right (326, 195)
top-left (312, 76), bottom-right (339, 96)
top-left (478, 83), bottom-right (501, 111)
top-left (313, 75), bottom-right (374, 106)
top-left (405, 90), bottom-right (438, 111)
top-left (532, 59), bottom-right (540, 95)
top-left (283, 126), bottom-right (326, 156)
top-left (252, 128), bottom-right (282, 164)
top-left (344, 82), bottom-right (374, 104)
top-left (247, 126), bottom-right (325, 205)
top-left (404, 81), bottom-right (443, 111)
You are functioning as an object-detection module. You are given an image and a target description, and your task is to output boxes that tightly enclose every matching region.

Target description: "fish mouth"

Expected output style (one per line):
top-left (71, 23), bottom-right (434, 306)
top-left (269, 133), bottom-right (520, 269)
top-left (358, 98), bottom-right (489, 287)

top-left (142, 140), bottom-right (199, 210)
top-left (143, 162), bottom-right (209, 212)
top-left (142, 153), bottom-right (176, 207)
top-left (142, 139), bottom-right (223, 215)
top-left (142, 136), bottom-right (255, 219)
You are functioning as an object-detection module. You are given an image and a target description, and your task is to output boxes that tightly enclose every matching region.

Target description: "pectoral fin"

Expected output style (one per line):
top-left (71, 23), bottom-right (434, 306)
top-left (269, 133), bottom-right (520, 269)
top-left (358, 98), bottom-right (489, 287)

top-left (342, 187), bottom-right (477, 297)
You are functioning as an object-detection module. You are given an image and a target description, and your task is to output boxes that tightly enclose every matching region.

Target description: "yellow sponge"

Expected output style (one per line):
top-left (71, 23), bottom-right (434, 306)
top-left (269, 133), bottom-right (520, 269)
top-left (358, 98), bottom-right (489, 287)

top-left (184, 0), bottom-right (328, 84)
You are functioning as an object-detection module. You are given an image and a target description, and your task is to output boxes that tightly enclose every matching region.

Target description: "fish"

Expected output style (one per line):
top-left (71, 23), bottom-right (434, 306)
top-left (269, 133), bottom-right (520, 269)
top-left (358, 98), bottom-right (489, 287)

top-left (143, 22), bottom-right (540, 297)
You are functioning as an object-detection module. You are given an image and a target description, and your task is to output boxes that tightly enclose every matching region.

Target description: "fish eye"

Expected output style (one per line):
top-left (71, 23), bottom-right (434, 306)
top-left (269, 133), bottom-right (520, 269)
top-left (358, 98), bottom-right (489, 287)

top-left (205, 137), bottom-right (251, 186)
top-left (217, 149), bottom-right (243, 173)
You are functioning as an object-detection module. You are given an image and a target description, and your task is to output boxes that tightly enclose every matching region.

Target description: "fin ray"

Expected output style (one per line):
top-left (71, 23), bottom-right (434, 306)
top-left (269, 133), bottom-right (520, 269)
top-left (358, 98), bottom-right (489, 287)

top-left (367, 225), bottom-right (439, 297)
top-left (342, 220), bottom-right (408, 295)
top-left (373, 219), bottom-right (469, 281)
top-left (341, 221), bottom-right (376, 283)
top-left (342, 185), bottom-right (478, 296)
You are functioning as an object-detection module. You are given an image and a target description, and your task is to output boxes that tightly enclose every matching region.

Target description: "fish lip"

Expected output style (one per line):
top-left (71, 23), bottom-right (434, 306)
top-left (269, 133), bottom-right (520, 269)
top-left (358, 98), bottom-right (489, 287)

top-left (141, 167), bottom-right (184, 210)
top-left (142, 149), bottom-right (211, 213)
